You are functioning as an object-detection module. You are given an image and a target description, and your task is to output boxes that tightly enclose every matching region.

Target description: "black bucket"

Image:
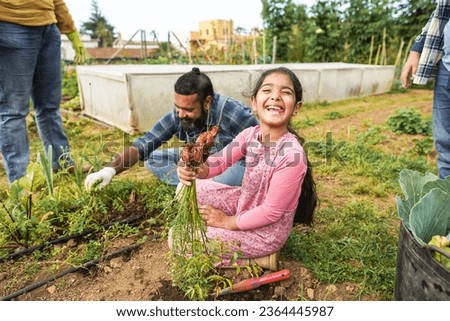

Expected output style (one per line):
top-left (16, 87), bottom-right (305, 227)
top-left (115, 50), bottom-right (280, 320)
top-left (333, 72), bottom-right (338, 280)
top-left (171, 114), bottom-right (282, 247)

top-left (395, 222), bottom-right (450, 300)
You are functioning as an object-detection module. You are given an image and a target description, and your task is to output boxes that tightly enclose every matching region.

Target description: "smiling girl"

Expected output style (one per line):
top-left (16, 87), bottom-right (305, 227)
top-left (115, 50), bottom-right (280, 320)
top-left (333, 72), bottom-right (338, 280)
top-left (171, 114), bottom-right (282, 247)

top-left (176, 67), bottom-right (317, 269)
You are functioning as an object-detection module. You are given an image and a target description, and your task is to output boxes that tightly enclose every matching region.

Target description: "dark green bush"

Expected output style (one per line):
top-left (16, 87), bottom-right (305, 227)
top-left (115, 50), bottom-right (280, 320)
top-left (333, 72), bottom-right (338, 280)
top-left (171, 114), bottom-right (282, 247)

top-left (387, 108), bottom-right (431, 135)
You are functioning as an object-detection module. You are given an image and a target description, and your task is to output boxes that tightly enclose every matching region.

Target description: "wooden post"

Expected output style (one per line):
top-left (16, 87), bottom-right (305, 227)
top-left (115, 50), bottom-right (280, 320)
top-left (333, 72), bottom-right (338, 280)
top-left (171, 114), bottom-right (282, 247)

top-left (263, 30), bottom-right (266, 63)
top-left (369, 35), bottom-right (375, 65)
top-left (272, 36), bottom-right (277, 64)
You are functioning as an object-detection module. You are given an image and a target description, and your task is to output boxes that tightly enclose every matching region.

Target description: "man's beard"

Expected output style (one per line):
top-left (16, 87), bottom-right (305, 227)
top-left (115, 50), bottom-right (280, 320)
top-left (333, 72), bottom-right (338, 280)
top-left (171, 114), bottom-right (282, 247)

top-left (180, 111), bottom-right (207, 132)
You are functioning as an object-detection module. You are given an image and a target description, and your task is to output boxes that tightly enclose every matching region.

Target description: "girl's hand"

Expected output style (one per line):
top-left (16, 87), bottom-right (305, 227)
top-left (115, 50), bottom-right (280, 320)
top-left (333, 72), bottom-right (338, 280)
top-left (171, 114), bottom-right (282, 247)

top-left (199, 204), bottom-right (238, 230)
top-left (177, 161), bottom-right (197, 186)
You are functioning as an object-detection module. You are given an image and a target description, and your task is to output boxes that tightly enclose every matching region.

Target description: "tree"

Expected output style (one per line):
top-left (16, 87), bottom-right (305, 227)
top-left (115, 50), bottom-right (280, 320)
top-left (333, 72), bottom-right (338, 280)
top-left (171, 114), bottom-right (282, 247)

top-left (343, 0), bottom-right (396, 64)
top-left (261, 0), bottom-right (299, 62)
top-left (307, 0), bottom-right (344, 62)
top-left (80, 0), bottom-right (115, 48)
top-left (286, 4), bottom-right (310, 62)
top-left (395, 0), bottom-right (437, 44)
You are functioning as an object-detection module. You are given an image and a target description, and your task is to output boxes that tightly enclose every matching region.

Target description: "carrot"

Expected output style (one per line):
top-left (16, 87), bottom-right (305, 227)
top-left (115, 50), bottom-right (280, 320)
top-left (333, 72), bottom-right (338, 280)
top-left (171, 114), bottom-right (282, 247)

top-left (181, 126), bottom-right (219, 167)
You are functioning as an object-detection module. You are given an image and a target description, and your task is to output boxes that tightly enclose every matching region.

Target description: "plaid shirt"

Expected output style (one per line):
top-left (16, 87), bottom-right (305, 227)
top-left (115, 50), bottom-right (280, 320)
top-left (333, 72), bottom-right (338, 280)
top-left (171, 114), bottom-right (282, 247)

top-left (412, 0), bottom-right (450, 85)
top-left (132, 93), bottom-right (258, 160)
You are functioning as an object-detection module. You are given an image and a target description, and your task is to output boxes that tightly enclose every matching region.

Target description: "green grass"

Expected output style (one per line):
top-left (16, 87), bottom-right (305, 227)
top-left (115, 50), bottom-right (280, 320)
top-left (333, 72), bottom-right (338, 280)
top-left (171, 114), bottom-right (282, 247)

top-left (281, 88), bottom-right (436, 300)
top-left (285, 200), bottom-right (398, 300)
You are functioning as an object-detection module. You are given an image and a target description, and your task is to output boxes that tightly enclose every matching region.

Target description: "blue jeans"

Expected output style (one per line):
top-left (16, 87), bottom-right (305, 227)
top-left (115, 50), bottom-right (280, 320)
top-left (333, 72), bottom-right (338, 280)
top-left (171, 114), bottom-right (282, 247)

top-left (0, 22), bottom-right (72, 183)
top-left (433, 61), bottom-right (450, 178)
top-left (146, 148), bottom-right (245, 186)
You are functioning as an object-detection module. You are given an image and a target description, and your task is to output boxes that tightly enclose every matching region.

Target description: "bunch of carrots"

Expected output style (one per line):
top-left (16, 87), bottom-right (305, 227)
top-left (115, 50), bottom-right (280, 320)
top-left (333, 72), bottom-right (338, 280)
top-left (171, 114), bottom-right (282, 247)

top-left (169, 126), bottom-right (223, 299)
top-left (171, 126), bottom-right (219, 259)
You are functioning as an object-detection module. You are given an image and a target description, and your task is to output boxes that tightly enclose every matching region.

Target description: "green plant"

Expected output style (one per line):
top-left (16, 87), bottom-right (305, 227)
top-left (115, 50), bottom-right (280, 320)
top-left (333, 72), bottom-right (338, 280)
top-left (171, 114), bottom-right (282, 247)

top-left (0, 163), bottom-right (48, 247)
top-left (325, 111), bottom-right (343, 120)
top-left (387, 108), bottom-right (431, 135)
top-left (412, 137), bottom-right (434, 156)
top-left (37, 146), bottom-right (54, 197)
top-left (62, 68), bottom-right (79, 99)
top-left (61, 96), bottom-right (81, 111)
top-left (396, 169), bottom-right (450, 244)
top-left (66, 239), bottom-right (104, 266)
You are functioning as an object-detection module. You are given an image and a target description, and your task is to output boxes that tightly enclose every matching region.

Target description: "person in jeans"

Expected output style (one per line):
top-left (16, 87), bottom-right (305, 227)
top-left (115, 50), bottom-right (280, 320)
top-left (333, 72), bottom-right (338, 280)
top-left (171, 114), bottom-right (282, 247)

top-left (400, 1), bottom-right (450, 178)
top-left (85, 67), bottom-right (259, 190)
top-left (0, 0), bottom-right (86, 184)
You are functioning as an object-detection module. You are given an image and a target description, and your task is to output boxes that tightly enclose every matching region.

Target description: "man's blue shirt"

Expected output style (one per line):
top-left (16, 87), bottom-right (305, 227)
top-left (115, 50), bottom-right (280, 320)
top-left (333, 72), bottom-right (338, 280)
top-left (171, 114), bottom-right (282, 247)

top-left (132, 93), bottom-right (258, 160)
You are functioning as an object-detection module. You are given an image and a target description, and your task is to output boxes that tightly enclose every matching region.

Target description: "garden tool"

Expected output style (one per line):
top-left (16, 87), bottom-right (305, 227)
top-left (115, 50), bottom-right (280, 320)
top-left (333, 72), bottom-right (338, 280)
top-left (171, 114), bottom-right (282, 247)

top-left (217, 269), bottom-right (291, 296)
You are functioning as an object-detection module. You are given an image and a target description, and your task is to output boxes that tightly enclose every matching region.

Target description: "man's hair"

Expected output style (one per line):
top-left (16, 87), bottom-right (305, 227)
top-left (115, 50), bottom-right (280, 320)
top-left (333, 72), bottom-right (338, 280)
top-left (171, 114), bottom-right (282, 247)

top-left (174, 67), bottom-right (214, 106)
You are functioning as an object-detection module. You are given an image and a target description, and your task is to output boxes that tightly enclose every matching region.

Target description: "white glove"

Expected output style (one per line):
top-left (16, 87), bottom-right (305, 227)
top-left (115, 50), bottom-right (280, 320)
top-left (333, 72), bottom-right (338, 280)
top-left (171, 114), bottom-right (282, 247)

top-left (84, 167), bottom-right (116, 191)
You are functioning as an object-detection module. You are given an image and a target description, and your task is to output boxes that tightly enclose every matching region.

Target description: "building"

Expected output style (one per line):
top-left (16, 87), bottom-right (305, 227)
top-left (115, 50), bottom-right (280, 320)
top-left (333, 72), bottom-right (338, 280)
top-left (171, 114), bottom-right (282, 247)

top-left (190, 19), bottom-right (234, 54)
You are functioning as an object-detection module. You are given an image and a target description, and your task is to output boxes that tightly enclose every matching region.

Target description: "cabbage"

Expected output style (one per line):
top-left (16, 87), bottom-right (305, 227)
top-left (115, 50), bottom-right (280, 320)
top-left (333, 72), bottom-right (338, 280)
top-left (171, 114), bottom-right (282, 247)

top-left (396, 169), bottom-right (450, 244)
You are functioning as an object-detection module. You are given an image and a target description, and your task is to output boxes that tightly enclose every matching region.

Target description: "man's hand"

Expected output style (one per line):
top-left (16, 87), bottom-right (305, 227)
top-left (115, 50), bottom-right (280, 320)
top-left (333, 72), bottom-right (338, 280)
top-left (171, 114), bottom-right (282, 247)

top-left (84, 167), bottom-right (116, 191)
top-left (400, 51), bottom-right (420, 89)
top-left (67, 30), bottom-right (86, 64)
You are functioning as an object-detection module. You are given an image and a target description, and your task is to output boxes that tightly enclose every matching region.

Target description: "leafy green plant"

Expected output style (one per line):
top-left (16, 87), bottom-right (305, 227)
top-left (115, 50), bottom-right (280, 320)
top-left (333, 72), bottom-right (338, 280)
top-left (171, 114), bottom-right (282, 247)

top-left (412, 137), bottom-right (434, 156)
top-left (61, 96), bottom-right (81, 111)
top-left (387, 108), bottom-right (431, 135)
top-left (168, 184), bottom-right (232, 300)
top-left (37, 146), bottom-right (54, 197)
top-left (62, 68), bottom-right (79, 99)
top-left (0, 162), bottom-right (51, 247)
top-left (168, 127), bottom-right (236, 300)
top-left (325, 111), bottom-right (343, 120)
top-left (396, 169), bottom-right (450, 244)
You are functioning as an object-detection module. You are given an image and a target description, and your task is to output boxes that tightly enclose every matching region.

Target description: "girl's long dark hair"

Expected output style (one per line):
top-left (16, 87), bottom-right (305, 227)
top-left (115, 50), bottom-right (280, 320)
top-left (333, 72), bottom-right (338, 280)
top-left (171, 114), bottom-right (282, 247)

top-left (288, 126), bottom-right (317, 226)
top-left (252, 67), bottom-right (318, 225)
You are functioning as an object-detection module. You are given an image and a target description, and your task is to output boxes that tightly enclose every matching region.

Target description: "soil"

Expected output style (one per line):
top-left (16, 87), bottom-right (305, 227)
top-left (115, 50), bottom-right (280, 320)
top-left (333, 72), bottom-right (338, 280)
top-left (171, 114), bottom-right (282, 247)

top-left (0, 206), bottom-right (369, 302)
top-left (0, 89), bottom-right (434, 302)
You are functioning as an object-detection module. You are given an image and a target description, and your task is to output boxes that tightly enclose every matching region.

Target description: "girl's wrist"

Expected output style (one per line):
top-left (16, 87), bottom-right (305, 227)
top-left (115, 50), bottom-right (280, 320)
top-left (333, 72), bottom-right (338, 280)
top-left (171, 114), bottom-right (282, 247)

top-left (227, 216), bottom-right (239, 231)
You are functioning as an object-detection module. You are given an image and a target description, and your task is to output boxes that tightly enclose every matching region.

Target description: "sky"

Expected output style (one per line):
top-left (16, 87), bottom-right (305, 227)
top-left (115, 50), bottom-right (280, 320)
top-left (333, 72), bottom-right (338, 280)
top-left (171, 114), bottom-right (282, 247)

top-left (64, 0), bottom-right (315, 44)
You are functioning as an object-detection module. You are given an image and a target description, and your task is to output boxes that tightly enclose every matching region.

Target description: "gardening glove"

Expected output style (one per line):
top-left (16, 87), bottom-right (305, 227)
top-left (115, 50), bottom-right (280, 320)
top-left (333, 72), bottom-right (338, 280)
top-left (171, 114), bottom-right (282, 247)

top-left (84, 167), bottom-right (116, 191)
top-left (67, 30), bottom-right (86, 64)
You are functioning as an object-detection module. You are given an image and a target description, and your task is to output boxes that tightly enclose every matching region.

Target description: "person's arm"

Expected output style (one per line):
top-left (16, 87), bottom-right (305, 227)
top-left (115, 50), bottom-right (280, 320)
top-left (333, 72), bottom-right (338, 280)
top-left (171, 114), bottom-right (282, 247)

top-left (176, 129), bottom-right (248, 185)
top-left (53, 1), bottom-right (86, 64)
top-left (107, 146), bottom-right (141, 175)
top-left (132, 111), bottom-right (180, 161)
top-left (236, 150), bottom-right (306, 230)
top-left (53, 0), bottom-right (77, 34)
top-left (400, 10), bottom-right (435, 88)
top-left (412, 10), bottom-right (436, 53)
top-left (205, 128), bottom-right (249, 178)
top-left (85, 112), bottom-right (178, 191)
top-left (198, 204), bottom-right (239, 230)
top-left (400, 51), bottom-right (421, 88)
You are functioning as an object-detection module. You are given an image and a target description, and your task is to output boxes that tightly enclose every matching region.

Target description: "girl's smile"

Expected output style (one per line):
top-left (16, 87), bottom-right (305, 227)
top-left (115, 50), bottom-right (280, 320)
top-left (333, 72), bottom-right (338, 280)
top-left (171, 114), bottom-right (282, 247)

top-left (251, 72), bottom-right (301, 140)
